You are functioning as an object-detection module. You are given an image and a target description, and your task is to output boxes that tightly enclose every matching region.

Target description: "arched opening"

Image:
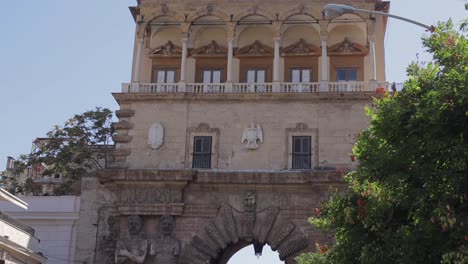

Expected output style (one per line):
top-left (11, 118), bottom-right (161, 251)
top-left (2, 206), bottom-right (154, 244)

top-left (227, 244), bottom-right (284, 264)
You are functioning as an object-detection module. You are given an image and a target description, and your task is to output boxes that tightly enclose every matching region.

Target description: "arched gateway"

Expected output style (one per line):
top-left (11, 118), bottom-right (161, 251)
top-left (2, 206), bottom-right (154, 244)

top-left (81, 169), bottom-right (343, 264)
top-left (73, 0), bottom-right (389, 263)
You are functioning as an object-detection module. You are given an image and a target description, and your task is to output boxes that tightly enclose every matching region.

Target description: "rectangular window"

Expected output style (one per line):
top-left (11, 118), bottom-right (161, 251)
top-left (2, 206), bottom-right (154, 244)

top-left (247, 69), bottom-right (266, 83)
top-left (155, 69), bottom-right (176, 83)
top-left (203, 70), bottom-right (223, 83)
top-left (192, 136), bottom-right (212, 169)
top-left (292, 136), bottom-right (311, 169)
top-left (291, 68), bottom-right (311, 83)
top-left (336, 68), bottom-right (358, 81)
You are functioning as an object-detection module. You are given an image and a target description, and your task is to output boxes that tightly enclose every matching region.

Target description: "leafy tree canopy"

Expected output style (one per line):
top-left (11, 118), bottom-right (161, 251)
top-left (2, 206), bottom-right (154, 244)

top-left (297, 20), bottom-right (468, 264)
top-left (1, 107), bottom-right (114, 195)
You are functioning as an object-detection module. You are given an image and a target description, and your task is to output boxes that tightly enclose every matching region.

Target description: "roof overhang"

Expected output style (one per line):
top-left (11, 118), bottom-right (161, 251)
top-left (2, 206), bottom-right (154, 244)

top-left (0, 188), bottom-right (28, 210)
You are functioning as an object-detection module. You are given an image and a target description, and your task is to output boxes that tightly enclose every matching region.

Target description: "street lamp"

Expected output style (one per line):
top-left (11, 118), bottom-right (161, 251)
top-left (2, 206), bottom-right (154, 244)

top-left (322, 4), bottom-right (434, 31)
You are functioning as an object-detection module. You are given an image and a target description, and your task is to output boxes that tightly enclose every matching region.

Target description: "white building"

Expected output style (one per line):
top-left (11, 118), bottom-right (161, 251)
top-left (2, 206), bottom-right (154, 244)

top-left (0, 195), bottom-right (79, 264)
top-left (0, 188), bottom-right (47, 264)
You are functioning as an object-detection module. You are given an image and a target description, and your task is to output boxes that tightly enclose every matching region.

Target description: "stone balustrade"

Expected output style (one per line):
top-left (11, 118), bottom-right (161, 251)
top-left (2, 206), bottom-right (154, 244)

top-left (121, 81), bottom-right (401, 94)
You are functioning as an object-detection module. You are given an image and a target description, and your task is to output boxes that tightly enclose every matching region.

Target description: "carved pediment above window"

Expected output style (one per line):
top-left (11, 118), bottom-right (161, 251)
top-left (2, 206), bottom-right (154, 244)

top-left (281, 39), bottom-right (320, 56)
top-left (236, 40), bottom-right (273, 57)
top-left (328, 38), bottom-right (368, 55)
top-left (191, 40), bottom-right (227, 57)
top-left (328, 37), bottom-right (368, 55)
top-left (148, 41), bottom-right (182, 57)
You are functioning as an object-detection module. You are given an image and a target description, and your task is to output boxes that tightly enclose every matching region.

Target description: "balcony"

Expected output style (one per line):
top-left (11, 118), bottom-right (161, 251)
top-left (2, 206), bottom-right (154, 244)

top-left (121, 81), bottom-right (403, 94)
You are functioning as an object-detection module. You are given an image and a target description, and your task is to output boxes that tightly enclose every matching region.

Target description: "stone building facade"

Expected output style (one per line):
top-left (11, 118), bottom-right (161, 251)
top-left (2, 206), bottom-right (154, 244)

top-left (74, 0), bottom-right (391, 263)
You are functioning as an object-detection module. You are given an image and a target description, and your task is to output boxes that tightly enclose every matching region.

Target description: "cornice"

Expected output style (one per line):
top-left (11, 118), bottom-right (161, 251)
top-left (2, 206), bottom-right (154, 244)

top-left (112, 92), bottom-right (375, 104)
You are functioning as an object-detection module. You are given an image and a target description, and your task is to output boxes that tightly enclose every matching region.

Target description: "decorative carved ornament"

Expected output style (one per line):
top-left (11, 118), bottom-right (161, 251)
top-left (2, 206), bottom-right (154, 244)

top-left (236, 40), bottom-right (273, 57)
top-left (241, 123), bottom-right (263, 150)
top-left (149, 41), bottom-right (182, 57)
top-left (328, 37), bottom-right (368, 55)
top-left (281, 39), bottom-right (320, 56)
top-left (191, 40), bottom-right (227, 57)
top-left (148, 122), bottom-right (164, 149)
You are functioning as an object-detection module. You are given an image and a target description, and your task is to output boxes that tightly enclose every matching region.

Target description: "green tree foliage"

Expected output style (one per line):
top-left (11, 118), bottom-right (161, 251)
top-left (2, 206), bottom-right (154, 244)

top-left (1, 107), bottom-right (114, 195)
top-left (297, 21), bottom-right (468, 264)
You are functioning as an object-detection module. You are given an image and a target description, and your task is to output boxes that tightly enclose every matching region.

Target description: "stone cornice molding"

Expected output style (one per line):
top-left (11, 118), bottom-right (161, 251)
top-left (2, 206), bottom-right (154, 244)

top-left (113, 91), bottom-right (375, 104)
top-left (96, 169), bottom-right (344, 185)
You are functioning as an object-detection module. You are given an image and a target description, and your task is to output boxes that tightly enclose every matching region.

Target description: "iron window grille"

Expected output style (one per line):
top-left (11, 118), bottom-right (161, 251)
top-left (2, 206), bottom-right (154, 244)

top-left (192, 136), bottom-right (212, 169)
top-left (292, 136), bottom-right (312, 169)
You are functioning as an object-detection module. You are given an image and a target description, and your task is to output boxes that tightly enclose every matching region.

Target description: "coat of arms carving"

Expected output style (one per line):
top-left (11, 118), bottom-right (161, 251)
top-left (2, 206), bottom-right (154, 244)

top-left (241, 123), bottom-right (263, 150)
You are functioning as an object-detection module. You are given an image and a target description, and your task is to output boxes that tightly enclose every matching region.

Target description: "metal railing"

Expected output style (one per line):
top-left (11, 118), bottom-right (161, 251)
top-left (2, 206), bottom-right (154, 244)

top-left (292, 154), bottom-right (312, 170)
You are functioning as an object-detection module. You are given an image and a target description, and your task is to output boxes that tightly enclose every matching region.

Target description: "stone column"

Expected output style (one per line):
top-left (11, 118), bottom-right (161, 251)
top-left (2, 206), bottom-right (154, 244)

top-left (367, 20), bottom-right (378, 90)
top-left (226, 38), bottom-right (234, 93)
top-left (320, 36), bottom-right (329, 92)
top-left (180, 36), bottom-right (188, 83)
top-left (273, 36), bottom-right (281, 82)
top-left (133, 37), bottom-right (144, 83)
top-left (369, 34), bottom-right (377, 81)
top-left (227, 39), bottom-right (234, 82)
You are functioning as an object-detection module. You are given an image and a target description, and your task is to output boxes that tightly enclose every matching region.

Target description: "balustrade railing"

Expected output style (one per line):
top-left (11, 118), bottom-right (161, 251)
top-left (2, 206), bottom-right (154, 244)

top-left (328, 81), bottom-right (369, 92)
top-left (281, 83), bottom-right (320, 93)
top-left (233, 83), bottom-right (274, 93)
top-left (121, 81), bottom-right (402, 94)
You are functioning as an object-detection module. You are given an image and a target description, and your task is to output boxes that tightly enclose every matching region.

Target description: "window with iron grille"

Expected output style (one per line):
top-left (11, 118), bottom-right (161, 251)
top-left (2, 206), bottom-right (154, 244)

top-left (292, 136), bottom-right (311, 169)
top-left (192, 136), bottom-right (212, 169)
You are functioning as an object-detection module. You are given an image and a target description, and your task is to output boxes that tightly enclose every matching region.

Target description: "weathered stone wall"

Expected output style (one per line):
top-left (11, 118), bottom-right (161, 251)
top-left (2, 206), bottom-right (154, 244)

top-left (75, 169), bottom-right (345, 264)
top-left (114, 94), bottom-right (371, 170)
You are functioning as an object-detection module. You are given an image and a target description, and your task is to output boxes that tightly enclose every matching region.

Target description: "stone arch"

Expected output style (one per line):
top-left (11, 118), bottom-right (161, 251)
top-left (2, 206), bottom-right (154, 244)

top-left (180, 203), bottom-right (310, 264)
top-left (279, 5), bottom-right (320, 23)
top-left (326, 13), bottom-right (368, 45)
top-left (150, 27), bottom-right (183, 49)
top-left (188, 13), bottom-right (228, 48)
top-left (328, 23), bottom-right (367, 46)
top-left (281, 24), bottom-right (321, 48)
top-left (236, 25), bottom-right (275, 48)
top-left (191, 26), bottom-right (228, 49)
top-left (141, 12), bottom-right (184, 36)
top-left (187, 7), bottom-right (231, 24)
top-left (232, 6), bottom-right (276, 23)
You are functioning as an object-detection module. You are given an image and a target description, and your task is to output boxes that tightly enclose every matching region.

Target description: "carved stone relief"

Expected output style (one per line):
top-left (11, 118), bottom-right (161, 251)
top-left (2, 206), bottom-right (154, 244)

top-left (242, 192), bottom-right (256, 241)
top-left (236, 41), bottom-right (273, 56)
top-left (270, 222), bottom-right (296, 251)
top-left (328, 37), bottom-right (368, 55)
top-left (278, 236), bottom-right (309, 261)
top-left (149, 215), bottom-right (181, 264)
top-left (241, 124), bottom-right (263, 150)
top-left (281, 39), bottom-right (320, 56)
top-left (148, 122), bottom-right (164, 149)
top-left (149, 41), bottom-right (182, 57)
top-left (120, 189), bottom-right (180, 204)
top-left (100, 215), bottom-right (120, 264)
top-left (115, 215), bottom-right (148, 264)
top-left (191, 40), bottom-right (227, 57)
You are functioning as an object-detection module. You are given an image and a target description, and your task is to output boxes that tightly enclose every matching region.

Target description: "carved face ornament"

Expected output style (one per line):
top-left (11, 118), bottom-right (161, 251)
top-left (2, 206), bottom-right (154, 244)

top-left (128, 215), bottom-right (143, 235)
top-left (160, 215), bottom-right (175, 236)
top-left (244, 192), bottom-right (256, 212)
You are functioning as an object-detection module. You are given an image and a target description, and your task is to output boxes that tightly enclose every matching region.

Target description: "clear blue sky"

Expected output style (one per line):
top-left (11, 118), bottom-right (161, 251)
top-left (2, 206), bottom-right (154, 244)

top-left (0, 0), bottom-right (466, 263)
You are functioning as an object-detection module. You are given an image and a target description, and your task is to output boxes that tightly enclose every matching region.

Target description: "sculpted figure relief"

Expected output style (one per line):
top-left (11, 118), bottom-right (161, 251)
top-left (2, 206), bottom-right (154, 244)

top-left (115, 215), bottom-right (148, 264)
top-left (241, 123), bottom-right (263, 150)
top-left (149, 215), bottom-right (181, 263)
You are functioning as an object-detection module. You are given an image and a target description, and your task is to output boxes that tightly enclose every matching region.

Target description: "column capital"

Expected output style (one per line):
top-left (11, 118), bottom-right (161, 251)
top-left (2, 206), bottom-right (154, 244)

top-left (180, 22), bottom-right (191, 34)
top-left (181, 35), bottom-right (189, 43)
top-left (273, 35), bottom-right (282, 43)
